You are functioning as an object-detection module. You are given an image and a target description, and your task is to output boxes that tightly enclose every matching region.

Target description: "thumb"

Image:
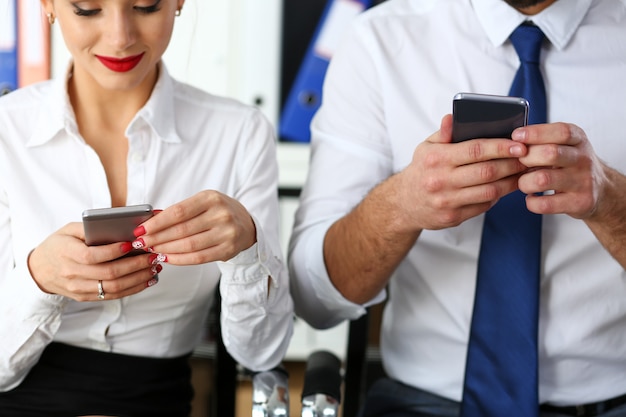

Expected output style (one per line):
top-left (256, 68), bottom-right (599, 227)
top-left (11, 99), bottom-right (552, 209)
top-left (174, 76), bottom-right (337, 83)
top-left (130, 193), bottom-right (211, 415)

top-left (439, 114), bottom-right (454, 144)
top-left (425, 114), bottom-right (453, 144)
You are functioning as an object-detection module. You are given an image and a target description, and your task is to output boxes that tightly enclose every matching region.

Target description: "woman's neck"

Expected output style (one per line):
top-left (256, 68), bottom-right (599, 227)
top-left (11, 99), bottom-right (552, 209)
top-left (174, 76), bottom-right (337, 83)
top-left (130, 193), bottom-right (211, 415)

top-left (68, 63), bottom-right (159, 139)
top-left (67, 63), bottom-right (159, 207)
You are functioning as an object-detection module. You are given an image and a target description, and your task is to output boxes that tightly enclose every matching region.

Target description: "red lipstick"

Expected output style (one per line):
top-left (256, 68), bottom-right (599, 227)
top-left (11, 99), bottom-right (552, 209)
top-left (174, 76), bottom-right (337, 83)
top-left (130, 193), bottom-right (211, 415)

top-left (96, 53), bottom-right (145, 72)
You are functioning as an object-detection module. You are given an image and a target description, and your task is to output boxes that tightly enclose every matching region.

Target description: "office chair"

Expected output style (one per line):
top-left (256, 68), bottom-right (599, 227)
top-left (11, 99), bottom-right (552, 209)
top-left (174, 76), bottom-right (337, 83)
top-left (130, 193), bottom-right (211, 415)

top-left (342, 312), bottom-right (369, 417)
top-left (295, 305), bottom-right (386, 417)
top-left (208, 306), bottom-right (382, 416)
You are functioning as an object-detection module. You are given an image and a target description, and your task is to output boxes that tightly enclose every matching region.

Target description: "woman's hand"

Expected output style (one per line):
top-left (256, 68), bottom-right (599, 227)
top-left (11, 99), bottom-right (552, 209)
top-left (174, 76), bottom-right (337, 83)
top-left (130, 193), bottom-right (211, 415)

top-left (131, 190), bottom-right (257, 265)
top-left (27, 223), bottom-right (161, 301)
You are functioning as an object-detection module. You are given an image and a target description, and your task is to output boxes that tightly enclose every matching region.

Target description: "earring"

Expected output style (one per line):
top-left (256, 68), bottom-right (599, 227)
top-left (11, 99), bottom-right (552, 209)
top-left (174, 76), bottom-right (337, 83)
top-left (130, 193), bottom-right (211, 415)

top-left (47, 13), bottom-right (55, 25)
top-left (175, 8), bottom-right (181, 17)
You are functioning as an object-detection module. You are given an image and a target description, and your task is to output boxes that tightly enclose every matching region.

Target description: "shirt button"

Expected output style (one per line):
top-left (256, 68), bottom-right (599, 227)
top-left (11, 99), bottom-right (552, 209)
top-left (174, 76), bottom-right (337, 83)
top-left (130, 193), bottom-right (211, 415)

top-left (131, 152), bottom-right (144, 163)
top-left (96, 342), bottom-right (110, 351)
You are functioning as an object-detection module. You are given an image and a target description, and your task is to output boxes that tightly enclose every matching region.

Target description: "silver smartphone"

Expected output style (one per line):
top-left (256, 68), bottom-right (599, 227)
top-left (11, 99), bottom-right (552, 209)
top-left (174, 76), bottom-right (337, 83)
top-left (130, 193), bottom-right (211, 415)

top-left (451, 92), bottom-right (529, 143)
top-left (82, 204), bottom-right (154, 249)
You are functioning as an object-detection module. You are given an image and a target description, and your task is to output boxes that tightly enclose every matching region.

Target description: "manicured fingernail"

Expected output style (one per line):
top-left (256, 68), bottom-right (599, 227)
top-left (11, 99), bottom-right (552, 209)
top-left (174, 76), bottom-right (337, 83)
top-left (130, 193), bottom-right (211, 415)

top-left (150, 264), bottom-right (163, 275)
top-left (121, 242), bottom-right (133, 253)
top-left (153, 209), bottom-right (163, 214)
top-left (132, 238), bottom-right (145, 249)
top-left (148, 253), bottom-right (167, 265)
top-left (133, 225), bottom-right (146, 238)
top-left (146, 277), bottom-right (159, 287)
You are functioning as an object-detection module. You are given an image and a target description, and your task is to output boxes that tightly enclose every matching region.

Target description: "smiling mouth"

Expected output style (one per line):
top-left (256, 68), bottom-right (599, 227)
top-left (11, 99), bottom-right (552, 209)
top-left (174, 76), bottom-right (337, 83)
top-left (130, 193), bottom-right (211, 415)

top-left (96, 53), bottom-right (145, 72)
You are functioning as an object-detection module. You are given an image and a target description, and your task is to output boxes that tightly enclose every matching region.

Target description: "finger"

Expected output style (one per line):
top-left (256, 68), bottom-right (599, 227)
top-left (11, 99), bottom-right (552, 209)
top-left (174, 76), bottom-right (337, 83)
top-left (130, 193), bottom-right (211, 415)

top-left (135, 211), bottom-right (211, 251)
top-left (76, 252), bottom-right (157, 281)
top-left (519, 142), bottom-right (582, 170)
top-left (451, 158), bottom-right (527, 189)
top-left (135, 192), bottom-right (215, 237)
top-left (424, 174), bottom-right (520, 213)
top-left (80, 241), bottom-right (135, 265)
top-left (57, 222), bottom-right (119, 265)
top-left (164, 242), bottom-right (237, 264)
top-left (99, 265), bottom-right (162, 295)
top-left (525, 192), bottom-right (593, 217)
top-left (63, 222), bottom-right (87, 241)
top-left (452, 138), bottom-right (527, 167)
top-left (512, 122), bottom-right (585, 146)
top-left (520, 168), bottom-right (594, 211)
top-left (78, 265), bottom-right (162, 302)
top-left (152, 220), bottom-right (239, 256)
top-left (427, 114), bottom-right (453, 144)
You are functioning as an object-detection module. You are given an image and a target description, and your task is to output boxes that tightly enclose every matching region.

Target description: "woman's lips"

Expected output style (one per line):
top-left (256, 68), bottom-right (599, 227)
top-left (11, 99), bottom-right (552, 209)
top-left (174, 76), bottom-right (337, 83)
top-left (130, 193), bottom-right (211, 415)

top-left (96, 53), bottom-right (145, 72)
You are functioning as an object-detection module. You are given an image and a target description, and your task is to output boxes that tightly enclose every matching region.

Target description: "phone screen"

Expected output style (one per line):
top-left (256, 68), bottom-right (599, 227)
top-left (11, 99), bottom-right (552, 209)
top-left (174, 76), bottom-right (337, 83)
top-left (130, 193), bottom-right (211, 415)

top-left (452, 93), bottom-right (528, 143)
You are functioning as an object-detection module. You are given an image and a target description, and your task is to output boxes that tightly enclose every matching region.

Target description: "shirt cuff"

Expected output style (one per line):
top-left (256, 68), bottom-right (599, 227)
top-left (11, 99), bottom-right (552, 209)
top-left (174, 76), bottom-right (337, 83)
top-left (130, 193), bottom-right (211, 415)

top-left (217, 216), bottom-right (282, 287)
top-left (305, 219), bottom-right (386, 316)
top-left (6, 255), bottom-right (67, 319)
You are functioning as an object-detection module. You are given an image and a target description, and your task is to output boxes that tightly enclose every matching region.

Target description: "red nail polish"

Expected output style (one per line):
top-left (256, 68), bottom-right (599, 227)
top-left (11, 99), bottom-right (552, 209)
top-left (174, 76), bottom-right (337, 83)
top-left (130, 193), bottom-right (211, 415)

top-left (132, 238), bottom-right (145, 250)
top-left (133, 225), bottom-right (146, 238)
top-left (121, 242), bottom-right (133, 253)
top-left (146, 277), bottom-right (159, 287)
top-left (149, 253), bottom-right (167, 264)
top-left (153, 209), bottom-right (163, 214)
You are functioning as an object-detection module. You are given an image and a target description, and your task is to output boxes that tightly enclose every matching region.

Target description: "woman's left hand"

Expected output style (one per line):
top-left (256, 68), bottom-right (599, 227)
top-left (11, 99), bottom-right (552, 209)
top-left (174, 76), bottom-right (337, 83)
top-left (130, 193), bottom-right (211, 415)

top-left (131, 191), bottom-right (257, 265)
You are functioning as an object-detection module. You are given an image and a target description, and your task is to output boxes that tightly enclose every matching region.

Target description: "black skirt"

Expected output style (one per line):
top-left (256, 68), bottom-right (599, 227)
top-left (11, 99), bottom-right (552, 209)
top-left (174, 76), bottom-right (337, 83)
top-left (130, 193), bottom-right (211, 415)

top-left (0, 342), bottom-right (194, 417)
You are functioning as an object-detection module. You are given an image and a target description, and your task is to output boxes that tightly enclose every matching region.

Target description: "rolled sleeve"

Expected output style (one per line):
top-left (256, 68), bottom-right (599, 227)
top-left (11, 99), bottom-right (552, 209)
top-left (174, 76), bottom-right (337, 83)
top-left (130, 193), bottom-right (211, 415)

top-left (217, 218), bottom-right (293, 372)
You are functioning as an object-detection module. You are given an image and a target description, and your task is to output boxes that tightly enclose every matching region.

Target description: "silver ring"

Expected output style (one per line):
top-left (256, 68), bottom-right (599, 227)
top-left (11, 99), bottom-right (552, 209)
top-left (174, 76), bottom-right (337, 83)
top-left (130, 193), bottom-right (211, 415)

top-left (97, 280), bottom-right (105, 300)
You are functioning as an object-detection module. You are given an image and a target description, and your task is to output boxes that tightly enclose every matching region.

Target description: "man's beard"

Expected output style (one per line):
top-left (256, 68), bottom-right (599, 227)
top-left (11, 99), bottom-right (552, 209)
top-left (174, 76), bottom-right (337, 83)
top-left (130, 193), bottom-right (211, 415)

top-left (503, 0), bottom-right (549, 8)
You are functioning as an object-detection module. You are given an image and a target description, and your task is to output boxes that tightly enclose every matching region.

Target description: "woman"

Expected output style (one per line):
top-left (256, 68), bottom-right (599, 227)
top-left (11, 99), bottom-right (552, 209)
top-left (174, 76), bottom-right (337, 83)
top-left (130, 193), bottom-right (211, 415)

top-left (0, 0), bottom-right (293, 415)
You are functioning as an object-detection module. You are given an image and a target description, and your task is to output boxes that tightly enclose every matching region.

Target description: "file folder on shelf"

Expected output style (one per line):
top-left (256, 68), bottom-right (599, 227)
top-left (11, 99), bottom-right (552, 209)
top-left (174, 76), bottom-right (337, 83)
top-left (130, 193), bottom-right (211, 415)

top-left (17, 0), bottom-right (50, 87)
top-left (0, 0), bottom-right (18, 95)
top-left (279, 0), bottom-right (372, 143)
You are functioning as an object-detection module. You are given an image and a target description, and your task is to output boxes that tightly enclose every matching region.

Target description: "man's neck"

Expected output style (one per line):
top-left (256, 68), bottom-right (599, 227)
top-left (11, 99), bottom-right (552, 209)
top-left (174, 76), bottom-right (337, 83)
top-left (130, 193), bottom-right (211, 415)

top-left (515, 0), bottom-right (557, 15)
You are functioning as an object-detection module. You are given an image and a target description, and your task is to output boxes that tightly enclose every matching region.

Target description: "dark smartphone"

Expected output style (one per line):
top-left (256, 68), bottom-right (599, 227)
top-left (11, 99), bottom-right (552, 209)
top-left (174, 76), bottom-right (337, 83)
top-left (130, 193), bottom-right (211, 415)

top-left (451, 92), bottom-right (529, 143)
top-left (83, 204), bottom-right (154, 255)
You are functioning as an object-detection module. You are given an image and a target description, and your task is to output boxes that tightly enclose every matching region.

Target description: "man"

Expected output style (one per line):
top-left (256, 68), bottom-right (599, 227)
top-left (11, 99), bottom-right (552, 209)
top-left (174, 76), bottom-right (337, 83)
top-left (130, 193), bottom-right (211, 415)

top-left (288, 0), bottom-right (626, 416)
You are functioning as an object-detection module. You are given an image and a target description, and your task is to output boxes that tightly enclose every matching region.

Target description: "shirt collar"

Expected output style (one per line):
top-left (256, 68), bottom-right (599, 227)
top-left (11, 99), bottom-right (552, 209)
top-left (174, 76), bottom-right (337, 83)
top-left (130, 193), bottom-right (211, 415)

top-left (471, 0), bottom-right (595, 50)
top-left (27, 62), bottom-right (76, 147)
top-left (27, 61), bottom-right (181, 147)
top-left (127, 63), bottom-right (181, 144)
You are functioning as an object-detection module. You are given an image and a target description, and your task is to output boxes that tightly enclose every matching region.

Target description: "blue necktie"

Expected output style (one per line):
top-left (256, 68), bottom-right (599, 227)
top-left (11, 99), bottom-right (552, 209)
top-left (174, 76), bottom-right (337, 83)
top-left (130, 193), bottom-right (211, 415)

top-left (461, 23), bottom-right (545, 417)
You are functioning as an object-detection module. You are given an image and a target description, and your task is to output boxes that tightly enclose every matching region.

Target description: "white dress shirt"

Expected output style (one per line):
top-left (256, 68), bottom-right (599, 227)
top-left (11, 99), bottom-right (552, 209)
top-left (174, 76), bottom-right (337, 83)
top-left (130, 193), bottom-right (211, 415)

top-left (0, 64), bottom-right (293, 391)
top-left (289, 0), bottom-right (626, 405)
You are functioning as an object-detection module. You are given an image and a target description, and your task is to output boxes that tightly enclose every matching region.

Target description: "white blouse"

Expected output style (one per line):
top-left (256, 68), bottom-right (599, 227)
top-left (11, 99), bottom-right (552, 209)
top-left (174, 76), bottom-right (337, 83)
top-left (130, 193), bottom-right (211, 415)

top-left (0, 64), bottom-right (293, 391)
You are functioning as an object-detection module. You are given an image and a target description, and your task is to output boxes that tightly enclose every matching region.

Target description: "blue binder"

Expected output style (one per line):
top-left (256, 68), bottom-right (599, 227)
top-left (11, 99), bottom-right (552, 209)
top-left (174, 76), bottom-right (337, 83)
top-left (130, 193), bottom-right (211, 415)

top-left (279, 0), bottom-right (373, 143)
top-left (0, 0), bottom-right (18, 96)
